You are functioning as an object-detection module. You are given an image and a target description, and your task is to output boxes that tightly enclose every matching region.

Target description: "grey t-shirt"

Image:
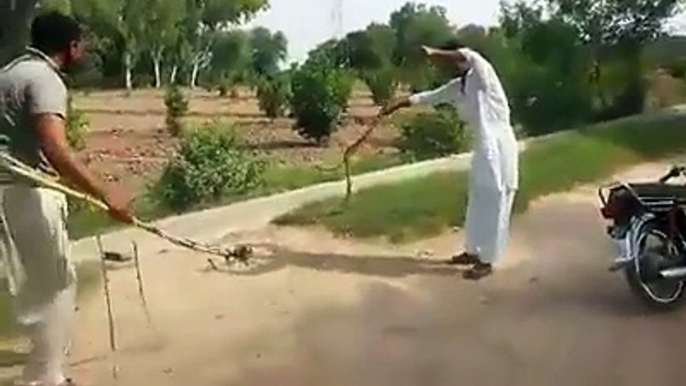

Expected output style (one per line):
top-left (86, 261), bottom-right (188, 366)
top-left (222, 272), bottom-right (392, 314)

top-left (0, 50), bottom-right (67, 184)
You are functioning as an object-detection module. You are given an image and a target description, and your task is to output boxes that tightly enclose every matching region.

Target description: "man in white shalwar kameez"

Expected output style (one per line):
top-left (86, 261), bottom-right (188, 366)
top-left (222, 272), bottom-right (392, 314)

top-left (380, 41), bottom-right (519, 280)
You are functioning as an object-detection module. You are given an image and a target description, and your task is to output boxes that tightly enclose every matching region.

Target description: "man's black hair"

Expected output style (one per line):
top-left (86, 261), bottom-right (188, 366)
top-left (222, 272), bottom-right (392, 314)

top-left (439, 38), bottom-right (466, 51)
top-left (30, 11), bottom-right (82, 55)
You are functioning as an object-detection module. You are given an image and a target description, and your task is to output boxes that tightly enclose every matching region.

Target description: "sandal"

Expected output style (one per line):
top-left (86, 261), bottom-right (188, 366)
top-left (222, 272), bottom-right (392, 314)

top-left (463, 263), bottom-right (494, 280)
top-left (449, 253), bottom-right (480, 266)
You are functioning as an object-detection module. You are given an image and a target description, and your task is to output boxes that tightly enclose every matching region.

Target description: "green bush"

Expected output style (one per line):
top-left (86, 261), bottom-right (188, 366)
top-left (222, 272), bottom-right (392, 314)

top-left (256, 74), bottom-right (291, 120)
top-left (66, 94), bottom-right (89, 151)
top-left (666, 58), bottom-right (686, 79)
top-left (506, 65), bottom-right (594, 136)
top-left (164, 84), bottom-right (189, 137)
top-left (398, 106), bottom-right (469, 160)
top-left (335, 71), bottom-right (355, 111)
top-left (290, 59), bottom-right (348, 144)
top-left (362, 67), bottom-right (397, 106)
top-left (153, 122), bottom-right (266, 211)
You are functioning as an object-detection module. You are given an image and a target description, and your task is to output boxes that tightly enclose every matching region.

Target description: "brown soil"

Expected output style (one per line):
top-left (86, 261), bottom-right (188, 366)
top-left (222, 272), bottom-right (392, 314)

top-left (74, 88), bottom-right (404, 193)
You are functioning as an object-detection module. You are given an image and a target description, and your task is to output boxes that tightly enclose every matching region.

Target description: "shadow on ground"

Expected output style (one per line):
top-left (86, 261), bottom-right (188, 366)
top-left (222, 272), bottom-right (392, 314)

top-left (205, 248), bottom-right (462, 278)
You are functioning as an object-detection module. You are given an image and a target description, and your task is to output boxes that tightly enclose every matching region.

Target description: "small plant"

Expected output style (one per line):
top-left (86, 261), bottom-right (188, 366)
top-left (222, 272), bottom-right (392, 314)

top-left (290, 59), bottom-right (348, 144)
top-left (362, 67), bottom-right (397, 106)
top-left (153, 122), bottom-right (266, 211)
top-left (164, 84), bottom-right (189, 136)
top-left (66, 94), bottom-right (89, 151)
top-left (398, 106), bottom-right (470, 160)
top-left (256, 74), bottom-right (291, 120)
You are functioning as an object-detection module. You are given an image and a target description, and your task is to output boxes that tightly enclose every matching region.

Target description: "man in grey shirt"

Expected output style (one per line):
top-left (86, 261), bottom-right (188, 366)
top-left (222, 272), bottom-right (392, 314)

top-left (0, 12), bottom-right (132, 386)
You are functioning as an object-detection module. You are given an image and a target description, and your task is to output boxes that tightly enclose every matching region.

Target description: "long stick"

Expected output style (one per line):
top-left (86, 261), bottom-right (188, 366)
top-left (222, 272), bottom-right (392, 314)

top-left (313, 119), bottom-right (380, 202)
top-left (96, 235), bottom-right (119, 380)
top-left (342, 123), bottom-right (377, 202)
top-left (0, 153), bottom-right (251, 262)
top-left (132, 241), bottom-right (152, 326)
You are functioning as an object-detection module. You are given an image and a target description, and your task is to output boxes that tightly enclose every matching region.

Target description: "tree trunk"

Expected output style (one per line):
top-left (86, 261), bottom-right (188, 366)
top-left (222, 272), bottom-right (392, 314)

top-left (124, 52), bottom-right (133, 91)
top-left (190, 61), bottom-right (200, 89)
top-left (153, 54), bottom-right (162, 88)
top-left (170, 65), bottom-right (178, 85)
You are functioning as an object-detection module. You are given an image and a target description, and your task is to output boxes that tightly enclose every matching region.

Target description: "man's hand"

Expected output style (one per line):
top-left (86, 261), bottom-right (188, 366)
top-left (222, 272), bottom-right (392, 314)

top-left (421, 45), bottom-right (439, 57)
top-left (379, 97), bottom-right (411, 117)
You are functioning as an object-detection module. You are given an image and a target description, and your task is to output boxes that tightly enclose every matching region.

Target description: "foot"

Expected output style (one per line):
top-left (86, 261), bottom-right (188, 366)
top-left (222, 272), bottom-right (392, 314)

top-left (448, 252), bottom-right (480, 266)
top-left (463, 262), bottom-right (494, 280)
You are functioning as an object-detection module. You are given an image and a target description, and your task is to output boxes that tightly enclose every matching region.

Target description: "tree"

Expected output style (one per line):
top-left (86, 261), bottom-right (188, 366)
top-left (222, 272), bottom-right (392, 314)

top-left (249, 26), bottom-right (287, 79)
top-left (256, 72), bottom-right (290, 119)
top-left (340, 24), bottom-right (396, 73)
top-left (389, 2), bottom-right (456, 90)
top-left (547, 0), bottom-right (685, 114)
top-left (142, 0), bottom-right (185, 88)
top-left (209, 29), bottom-right (250, 96)
top-left (308, 38), bottom-right (348, 69)
top-left (184, 0), bottom-right (268, 88)
top-left (0, 0), bottom-right (40, 65)
top-left (72, 0), bottom-right (147, 90)
top-left (290, 57), bottom-right (348, 144)
top-left (498, 2), bottom-right (595, 133)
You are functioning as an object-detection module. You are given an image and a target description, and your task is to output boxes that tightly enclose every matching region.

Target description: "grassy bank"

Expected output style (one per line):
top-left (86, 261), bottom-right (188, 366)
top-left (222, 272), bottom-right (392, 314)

top-left (274, 110), bottom-right (686, 242)
top-left (67, 153), bottom-right (402, 240)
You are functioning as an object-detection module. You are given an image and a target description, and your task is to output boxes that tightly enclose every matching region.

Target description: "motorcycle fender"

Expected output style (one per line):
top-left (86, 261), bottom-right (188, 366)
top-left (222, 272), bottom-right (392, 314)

top-left (612, 214), bottom-right (655, 266)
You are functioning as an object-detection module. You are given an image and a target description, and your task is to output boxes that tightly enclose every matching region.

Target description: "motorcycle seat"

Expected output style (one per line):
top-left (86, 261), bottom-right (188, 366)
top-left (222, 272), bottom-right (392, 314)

top-left (628, 183), bottom-right (686, 202)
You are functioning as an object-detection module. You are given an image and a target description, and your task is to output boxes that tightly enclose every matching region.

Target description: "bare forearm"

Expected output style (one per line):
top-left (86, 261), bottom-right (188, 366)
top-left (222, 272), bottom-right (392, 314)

top-left (48, 150), bottom-right (108, 201)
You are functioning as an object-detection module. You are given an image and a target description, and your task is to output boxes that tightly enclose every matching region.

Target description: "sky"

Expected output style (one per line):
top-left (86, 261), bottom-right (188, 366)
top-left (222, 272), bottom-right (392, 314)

top-left (247, 0), bottom-right (686, 64)
top-left (247, 0), bottom-right (504, 63)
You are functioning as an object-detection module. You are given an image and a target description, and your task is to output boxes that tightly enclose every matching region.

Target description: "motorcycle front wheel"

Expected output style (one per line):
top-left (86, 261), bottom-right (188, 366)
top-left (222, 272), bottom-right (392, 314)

top-left (624, 223), bottom-right (686, 311)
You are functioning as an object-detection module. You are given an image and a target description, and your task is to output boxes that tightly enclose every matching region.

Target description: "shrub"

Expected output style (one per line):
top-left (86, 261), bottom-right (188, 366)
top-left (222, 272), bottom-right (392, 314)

top-left (361, 67), bottom-right (397, 106)
top-left (290, 59), bottom-right (348, 144)
top-left (666, 58), bottom-right (686, 79)
top-left (66, 94), bottom-right (89, 151)
top-left (398, 106), bottom-right (470, 160)
top-left (334, 71), bottom-right (355, 111)
top-left (164, 84), bottom-right (189, 137)
top-left (256, 74), bottom-right (291, 120)
top-left (507, 65), bottom-right (594, 136)
top-left (153, 122), bottom-right (266, 211)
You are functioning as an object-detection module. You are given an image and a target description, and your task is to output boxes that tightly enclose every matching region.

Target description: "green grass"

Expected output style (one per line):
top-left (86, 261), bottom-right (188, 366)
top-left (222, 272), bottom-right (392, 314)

top-left (67, 153), bottom-right (403, 240)
top-left (275, 110), bottom-right (686, 242)
top-left (0, 261), bottom-right (100, 340)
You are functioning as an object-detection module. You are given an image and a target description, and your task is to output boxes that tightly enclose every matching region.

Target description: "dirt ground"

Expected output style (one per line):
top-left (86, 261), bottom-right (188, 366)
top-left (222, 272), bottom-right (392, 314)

top-left (0, 161), bottom-right (675, 385)
top-left (75, 88), bottom-right (403, 193)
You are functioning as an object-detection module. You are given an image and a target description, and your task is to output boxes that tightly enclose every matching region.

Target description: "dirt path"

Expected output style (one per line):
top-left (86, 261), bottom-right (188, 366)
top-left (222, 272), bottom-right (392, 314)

top-left (5, 162), bottom-right (686, 386)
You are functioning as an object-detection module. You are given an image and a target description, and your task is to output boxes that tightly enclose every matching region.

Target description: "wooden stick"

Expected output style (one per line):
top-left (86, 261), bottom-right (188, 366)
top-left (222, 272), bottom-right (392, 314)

top-left (342, 122), bottom-right (378, 202)
top-left (0, 152), bottom-right (251, 263)
top-left (315, 118), bottom-right (381, 202)
top-left (96, 235), bottom-right (119, 380)
top-left (132, 241), bottom-right (152, 326)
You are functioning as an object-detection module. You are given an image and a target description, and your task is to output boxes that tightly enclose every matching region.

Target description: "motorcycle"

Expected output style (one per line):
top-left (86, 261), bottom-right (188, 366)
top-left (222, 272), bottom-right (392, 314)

top-left (599, 165), bottom-right (686, 310)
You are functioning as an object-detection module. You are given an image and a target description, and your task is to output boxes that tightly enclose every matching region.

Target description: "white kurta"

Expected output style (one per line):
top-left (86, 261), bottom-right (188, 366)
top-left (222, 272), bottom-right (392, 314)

top-left (0, 186), bottom-right (76, 386)
top-left (409, 48), bottom-right (519, 263)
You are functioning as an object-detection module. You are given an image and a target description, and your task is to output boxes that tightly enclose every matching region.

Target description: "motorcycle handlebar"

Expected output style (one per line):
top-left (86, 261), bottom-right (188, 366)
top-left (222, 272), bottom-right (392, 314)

top-left (659, 166), bottom-right (686, 183)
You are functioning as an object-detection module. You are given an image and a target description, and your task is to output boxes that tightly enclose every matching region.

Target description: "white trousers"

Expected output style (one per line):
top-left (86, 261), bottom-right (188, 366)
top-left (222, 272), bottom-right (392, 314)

top-left (0, 186), bottom-right (76, 386)
top-left (464, 183), bottom-right (517, 264)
